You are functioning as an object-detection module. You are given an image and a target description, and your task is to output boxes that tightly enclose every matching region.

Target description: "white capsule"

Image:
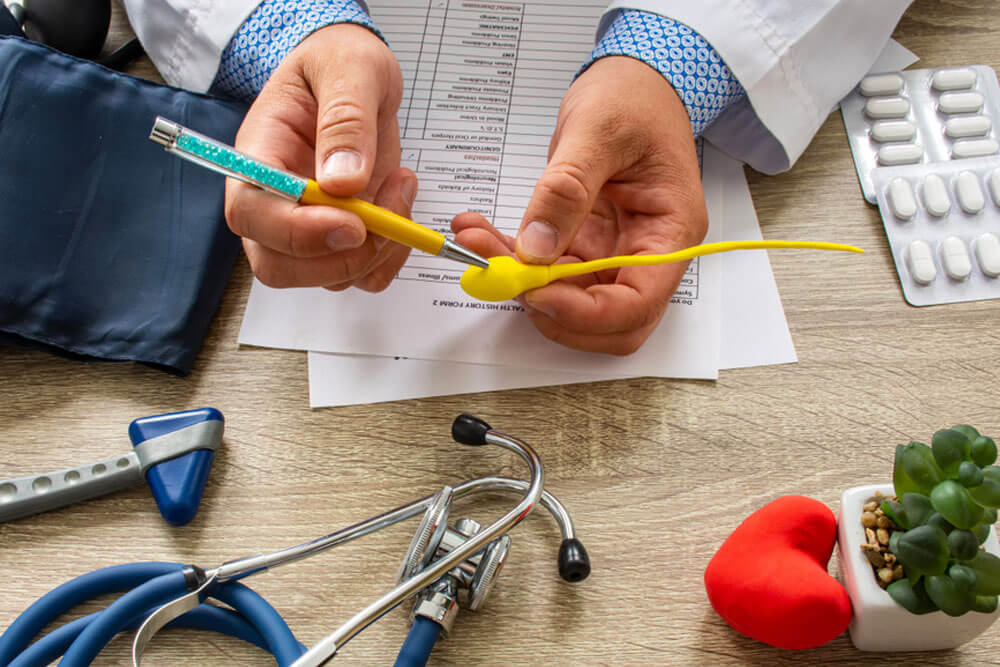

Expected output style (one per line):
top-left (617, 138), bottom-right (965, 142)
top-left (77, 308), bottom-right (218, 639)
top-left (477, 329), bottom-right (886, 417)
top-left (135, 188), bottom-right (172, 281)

top-left (989, 168), bottom-right (1000, 206)
top-left (956, 171), bottom-right (985, 213)
top-left (878, 143), bottom-right (923, 166)
top-left (861, 73), bottom-right (904, 96)
top-left (975, 233), bottom-right (1000, 277)
top-left (940, 236), bottom-right (972, 280)
top-left (938, 91), bottom-right (984, 114)
top-left (922, 174), bottom-right (950, 217)
top-left (945, 115), bottom-right (991, 138)
top-left (932, 68), bottom-right (977, 91)
top-left (952, 138), bottom-right (999, 159)
top-left (871, 119), bottom-right (916, 142)
top-left (887, 178), bottom-right (917, 220)
top-left (865, 96), bottom-right (910, 119)
top-left (907, 240), bottom-right (937, 285)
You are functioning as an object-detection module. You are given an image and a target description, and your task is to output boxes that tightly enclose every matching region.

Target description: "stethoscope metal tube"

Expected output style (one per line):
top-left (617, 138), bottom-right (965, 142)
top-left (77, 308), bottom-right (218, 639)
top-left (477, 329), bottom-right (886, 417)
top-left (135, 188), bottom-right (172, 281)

top-left (290, 427), bottom-right (545, 666)
top-left (210, 469), bottom-right (577, 586)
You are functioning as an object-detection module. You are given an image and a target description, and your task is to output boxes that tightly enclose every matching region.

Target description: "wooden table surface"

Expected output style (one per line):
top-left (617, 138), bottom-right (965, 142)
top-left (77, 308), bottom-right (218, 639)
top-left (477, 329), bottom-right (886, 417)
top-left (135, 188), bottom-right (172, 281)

top-left (2, 1), bottom-right (1000, 664)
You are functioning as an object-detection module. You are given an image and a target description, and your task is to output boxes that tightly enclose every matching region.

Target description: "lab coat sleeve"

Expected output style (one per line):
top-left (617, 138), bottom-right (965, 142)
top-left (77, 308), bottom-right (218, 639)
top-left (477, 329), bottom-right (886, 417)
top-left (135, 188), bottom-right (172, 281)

top-left (601, 0), bottom-right (914, 174)
top-left (121, 0), bottom-right (379, 94)
top-left (121, 0), bottom-right (263, 91)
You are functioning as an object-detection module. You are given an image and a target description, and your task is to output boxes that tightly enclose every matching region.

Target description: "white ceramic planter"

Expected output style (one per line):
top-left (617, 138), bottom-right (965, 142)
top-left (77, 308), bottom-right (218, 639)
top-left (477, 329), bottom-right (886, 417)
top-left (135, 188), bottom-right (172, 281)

top-left (838, 483), bottom-right (1000, 651)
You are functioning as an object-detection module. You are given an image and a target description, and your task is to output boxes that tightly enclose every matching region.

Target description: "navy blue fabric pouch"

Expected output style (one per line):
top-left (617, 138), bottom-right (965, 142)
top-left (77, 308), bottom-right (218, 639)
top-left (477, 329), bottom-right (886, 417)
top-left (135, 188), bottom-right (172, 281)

top-left (0, 35), bottom-right (248, 375)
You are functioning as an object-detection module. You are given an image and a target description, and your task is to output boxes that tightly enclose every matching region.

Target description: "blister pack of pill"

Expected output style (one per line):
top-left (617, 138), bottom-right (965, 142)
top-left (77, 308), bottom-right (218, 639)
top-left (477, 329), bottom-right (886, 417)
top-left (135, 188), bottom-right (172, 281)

top-left (871, 158), bottom-right (1000, 306)
top-left (841, 65), bottom-right (1000, 305)
top-left (842, 65), bottom-right (1000, 204)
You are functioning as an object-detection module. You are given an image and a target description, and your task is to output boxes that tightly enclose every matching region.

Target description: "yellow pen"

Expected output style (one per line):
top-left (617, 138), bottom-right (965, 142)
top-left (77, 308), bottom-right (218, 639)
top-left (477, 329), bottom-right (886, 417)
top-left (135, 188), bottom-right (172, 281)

top-left (149, 117), bottom-right (489, 269)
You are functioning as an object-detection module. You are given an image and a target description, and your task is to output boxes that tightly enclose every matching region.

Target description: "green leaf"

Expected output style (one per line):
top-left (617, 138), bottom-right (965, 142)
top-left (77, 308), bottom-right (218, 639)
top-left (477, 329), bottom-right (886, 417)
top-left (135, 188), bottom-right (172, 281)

top-left (969, 472), bottom-right (1000, 509)
top-left (902, 442), bottom-right (945, 494)
top-left (901, 493), bottom-right (934, 527)
top-left (985, 466), bottom-right (1000, 483)
top-left (950, 563), bottom-right (978, 590)
top-left (948, 530), bottom-right (981, 561)
top-left (974, 524), bottom-right (991, 545)
top-left (928, 512), bottom-right (955, 535)
top-left (890, 529), bottom-right (903, 555)
top-left (881, 500), bottom-right (910, 530)
top-left (974, 595), bottom-right (999, 614)
top-left (897, 525), bottom-right (951, 580)
top-left (985, 507), bottom-right (998, 525)
top-left (959, 461), bottom-right (984, 488)
top-left (894, 444), bottom-right (925, 498)
top-left (926, 574), bottom-right (976, 616)
top-left (951, 424), bottom-right (981, 446)
top-left (931, 480), bottom-right (986, 529)
top-left (934, 428), bottom-right (971, 476)
top-left (888, 578), bottom-right (939, 614)
top-left (972, 437), bottom-right (998, 467)
top-left (970, 551), bottom-right (1000, 595)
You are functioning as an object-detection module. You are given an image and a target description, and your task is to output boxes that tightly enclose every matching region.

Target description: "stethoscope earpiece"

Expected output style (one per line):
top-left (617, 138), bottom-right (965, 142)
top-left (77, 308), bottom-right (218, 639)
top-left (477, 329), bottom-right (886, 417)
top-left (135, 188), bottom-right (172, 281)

top-left (558, 537), bottom-right (592, 582)
top-left (452, 413), bottom-right (492, 445)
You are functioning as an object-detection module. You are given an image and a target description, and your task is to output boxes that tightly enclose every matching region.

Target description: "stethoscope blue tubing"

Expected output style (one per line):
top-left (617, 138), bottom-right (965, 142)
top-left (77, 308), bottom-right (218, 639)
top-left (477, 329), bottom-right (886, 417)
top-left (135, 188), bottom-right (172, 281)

top-left (393, 616), bottom-right (442, 667)
top-left (0, 562), bottom-right (307, 666)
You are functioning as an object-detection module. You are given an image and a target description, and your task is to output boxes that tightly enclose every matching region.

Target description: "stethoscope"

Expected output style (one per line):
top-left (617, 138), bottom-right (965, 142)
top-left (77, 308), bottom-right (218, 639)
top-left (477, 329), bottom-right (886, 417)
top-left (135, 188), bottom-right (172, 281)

top-left (0, 414), bottom-right (591, 666)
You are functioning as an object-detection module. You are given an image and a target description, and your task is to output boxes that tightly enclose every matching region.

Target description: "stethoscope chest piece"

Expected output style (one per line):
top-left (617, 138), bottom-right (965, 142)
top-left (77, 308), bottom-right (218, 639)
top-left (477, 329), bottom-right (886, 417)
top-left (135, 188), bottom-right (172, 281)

top-left (398, 485), bottom-right (454, 582)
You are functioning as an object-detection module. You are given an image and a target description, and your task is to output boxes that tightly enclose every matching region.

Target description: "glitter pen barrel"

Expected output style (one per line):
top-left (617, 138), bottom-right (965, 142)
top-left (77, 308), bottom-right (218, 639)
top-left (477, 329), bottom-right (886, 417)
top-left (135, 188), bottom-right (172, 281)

top-left (149, 116), bottom-right (489, 269)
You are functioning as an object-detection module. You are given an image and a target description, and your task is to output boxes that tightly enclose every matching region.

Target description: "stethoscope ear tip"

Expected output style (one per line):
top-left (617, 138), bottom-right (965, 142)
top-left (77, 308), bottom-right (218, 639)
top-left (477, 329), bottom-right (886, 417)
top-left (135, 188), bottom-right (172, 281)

top-left (558, 538), bottom-right (591, 583)
top-left (452, 414), bottom-right (492, 446)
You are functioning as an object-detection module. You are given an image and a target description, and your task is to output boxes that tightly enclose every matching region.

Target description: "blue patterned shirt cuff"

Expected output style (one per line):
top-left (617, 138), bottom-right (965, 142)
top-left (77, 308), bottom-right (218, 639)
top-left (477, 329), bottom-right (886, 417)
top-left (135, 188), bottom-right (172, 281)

top-left (585, 10), bottom-right (745, 137)
top-left (212, 0), bottom-right (382, 102)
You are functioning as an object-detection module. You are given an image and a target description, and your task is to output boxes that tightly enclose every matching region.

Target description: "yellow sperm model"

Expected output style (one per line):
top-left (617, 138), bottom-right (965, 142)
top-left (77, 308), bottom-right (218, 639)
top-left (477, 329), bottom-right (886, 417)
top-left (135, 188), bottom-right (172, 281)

top-left (460, 240), bottom-right (864, 302)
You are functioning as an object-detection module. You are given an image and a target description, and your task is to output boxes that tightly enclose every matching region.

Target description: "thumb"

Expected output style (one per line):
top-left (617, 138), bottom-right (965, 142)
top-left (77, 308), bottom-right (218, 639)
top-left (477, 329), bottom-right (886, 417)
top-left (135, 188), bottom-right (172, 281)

top-left (311, 71), bottom-right (381, 197)
top-left (516, 114), bottom-right (624, 264)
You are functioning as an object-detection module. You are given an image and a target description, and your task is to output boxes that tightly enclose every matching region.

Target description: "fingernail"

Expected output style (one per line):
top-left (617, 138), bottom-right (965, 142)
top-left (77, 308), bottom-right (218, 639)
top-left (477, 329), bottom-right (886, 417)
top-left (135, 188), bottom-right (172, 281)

top-left (520, 220), bottom-right (558, 259)
top-left (401, 178), bottom-right (417, 207)
top-left (327, 227), bottom-right (361, 250)
top-left (525, 297), bottom-right (555, 318)
top-left (321, 150), bottom-right (362, 180)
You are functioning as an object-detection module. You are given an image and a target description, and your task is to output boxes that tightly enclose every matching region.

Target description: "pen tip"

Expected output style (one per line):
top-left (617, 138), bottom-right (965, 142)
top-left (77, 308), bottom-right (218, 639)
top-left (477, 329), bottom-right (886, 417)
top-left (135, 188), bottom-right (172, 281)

top-left (441, 240), bottom-right (490, 269)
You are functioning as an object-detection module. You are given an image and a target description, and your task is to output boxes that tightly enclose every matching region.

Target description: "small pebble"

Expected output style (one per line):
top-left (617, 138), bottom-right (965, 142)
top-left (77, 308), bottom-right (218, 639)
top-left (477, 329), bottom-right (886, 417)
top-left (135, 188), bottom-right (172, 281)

top-left (866, 528), bottom-right (878, 545)
top-left (877, 528), bottom-right (890, 545)
top-left (862, 512), bottom-right (878, 528)
top-left (876, 515), bottom-right (891, 529)
top-left (864, 501), bottom-right (879, 512)
top-left (893, 565), bottom-right (904, 581)
top-left (878, 568), bottom-right (895, 585)
top-left (863, 547), bottom-right (886, 568)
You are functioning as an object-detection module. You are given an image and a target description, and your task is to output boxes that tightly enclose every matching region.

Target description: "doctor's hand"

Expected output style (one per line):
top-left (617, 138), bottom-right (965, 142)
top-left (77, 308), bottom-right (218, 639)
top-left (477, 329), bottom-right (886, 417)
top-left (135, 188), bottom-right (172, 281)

top-left (226, 24), bottom-right (416, 292)
top-left (453, 56), bottom-right (708, 354)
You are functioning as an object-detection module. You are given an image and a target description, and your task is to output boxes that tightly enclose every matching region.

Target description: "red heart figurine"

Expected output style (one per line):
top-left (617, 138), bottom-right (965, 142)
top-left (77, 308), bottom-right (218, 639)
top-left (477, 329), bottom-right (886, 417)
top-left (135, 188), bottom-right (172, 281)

top-left (704, 495), bottom-right (851, 649)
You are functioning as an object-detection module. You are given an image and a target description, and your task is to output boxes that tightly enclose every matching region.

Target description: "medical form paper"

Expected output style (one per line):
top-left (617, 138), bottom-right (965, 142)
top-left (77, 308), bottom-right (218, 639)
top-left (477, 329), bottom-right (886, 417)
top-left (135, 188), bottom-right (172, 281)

top-left (240, 0), bottom-right (722, 379)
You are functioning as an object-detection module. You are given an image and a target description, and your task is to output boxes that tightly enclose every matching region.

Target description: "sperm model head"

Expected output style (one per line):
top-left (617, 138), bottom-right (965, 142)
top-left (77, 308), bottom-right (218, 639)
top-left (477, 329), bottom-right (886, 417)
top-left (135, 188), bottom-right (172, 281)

top-left (459, 256), bottom-right (552, 302)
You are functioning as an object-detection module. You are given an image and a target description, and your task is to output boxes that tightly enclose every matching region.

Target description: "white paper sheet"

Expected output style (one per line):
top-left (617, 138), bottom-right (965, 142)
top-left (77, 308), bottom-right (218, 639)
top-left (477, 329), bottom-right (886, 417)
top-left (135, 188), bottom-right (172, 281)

top-left (871, 39), bottom-right (919, 74)
top-left (717, 156), bottom-right (796, 370)
top-left (240, 0), bottom-right (722, 379)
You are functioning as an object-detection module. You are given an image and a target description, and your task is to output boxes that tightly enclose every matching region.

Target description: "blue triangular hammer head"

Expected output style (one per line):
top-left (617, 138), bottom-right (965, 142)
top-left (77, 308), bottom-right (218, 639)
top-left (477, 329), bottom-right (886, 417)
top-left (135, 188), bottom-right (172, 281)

top-left (129, 408), bottom-right (223, 526)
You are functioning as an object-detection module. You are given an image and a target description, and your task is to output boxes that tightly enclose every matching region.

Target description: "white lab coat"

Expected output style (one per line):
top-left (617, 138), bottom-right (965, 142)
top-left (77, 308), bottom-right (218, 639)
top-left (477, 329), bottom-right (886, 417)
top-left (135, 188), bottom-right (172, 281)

top-left (123, 0), bottom-right (912, 174)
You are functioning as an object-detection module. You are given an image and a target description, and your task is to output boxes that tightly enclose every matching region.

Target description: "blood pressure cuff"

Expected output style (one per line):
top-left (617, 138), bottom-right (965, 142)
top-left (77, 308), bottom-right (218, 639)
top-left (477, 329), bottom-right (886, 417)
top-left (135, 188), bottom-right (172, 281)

top-left (0, 36), bottom-right (248, 375)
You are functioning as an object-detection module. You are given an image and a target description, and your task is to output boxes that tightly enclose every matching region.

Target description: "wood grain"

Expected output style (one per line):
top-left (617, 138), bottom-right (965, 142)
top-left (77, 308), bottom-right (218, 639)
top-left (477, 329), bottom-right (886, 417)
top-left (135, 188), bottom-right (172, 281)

top-left (2, 0), bottom-right (999, 664)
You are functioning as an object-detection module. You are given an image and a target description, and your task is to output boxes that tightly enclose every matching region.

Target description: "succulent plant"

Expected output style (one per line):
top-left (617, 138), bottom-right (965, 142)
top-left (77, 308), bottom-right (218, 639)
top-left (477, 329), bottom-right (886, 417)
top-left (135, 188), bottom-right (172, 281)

top-left (880, 425), bottom-right (1000, 617)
